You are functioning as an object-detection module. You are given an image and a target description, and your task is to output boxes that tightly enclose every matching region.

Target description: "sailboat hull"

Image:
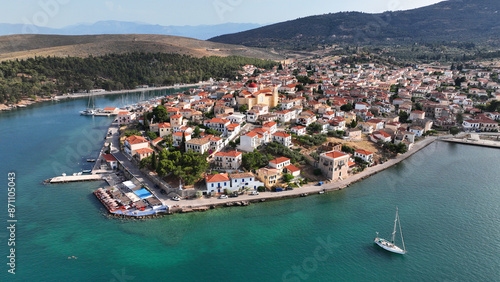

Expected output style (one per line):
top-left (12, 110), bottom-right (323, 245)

top-left (374, 237), bottom-right (406, 254)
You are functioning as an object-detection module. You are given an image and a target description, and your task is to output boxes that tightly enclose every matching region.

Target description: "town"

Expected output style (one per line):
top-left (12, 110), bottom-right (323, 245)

top-left (88, 55), bottom-right (500, 216)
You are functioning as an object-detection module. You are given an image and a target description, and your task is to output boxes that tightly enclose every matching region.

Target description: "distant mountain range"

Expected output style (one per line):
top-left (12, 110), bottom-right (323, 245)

top-left (0, 21), bottom-right (262, 40)
top-left (209, 0), bottom-right (500, 48)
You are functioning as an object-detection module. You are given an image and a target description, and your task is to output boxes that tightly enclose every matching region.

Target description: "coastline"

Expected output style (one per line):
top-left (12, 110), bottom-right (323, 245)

top-left (161, 136), bottom-right (438, 213)
top-left (0, 82), bottom-right (210, 111)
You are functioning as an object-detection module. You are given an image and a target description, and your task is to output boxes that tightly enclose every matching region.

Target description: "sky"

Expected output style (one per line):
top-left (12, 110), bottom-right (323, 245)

top-left (5, 0), bottom-right (446, 28)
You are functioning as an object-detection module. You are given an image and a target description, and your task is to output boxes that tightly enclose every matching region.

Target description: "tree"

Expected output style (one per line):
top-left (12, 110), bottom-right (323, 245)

top-left (239, 104), bottom-right (248, 113)
top-left (151, 151), bottom-right (157, 171)
top-left (450, 127), bottom-right (460, 136)
top-left (151, 105), bottom-right (169, 123)
top-left (283, 173), bottom-right (294, 183)
top-left (349, 119), bottom-right (357, 129)
top-left (193, 126), bottom-right (201, 138)
top-left (398, 111), bottom-right (410, 123)
top-left (341, 103), bottom-right (353, 112)
top-left (456, 113), bottom-right (464, 125)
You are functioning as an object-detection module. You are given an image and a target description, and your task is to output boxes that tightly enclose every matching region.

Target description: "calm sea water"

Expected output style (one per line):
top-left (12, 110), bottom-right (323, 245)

top-left (1, 91), bottom-right (499, 281)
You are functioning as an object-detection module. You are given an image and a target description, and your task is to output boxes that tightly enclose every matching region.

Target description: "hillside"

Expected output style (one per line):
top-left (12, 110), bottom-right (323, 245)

top-left (0, 34), bottom-right (283, 62)
top-left (209, 0), bottom-right (500, 48)
top-left (0, 21), bottom-right (262, 40)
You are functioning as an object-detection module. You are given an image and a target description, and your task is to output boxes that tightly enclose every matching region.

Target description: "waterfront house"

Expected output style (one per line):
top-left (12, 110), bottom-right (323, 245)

top-left (354, 149), bottom-right (374, 164)
top-left (205, 173), bottom-right (231, 194)
top-left (103, 154), bottom-right (118, 170)
top-left (255, 167), bottom-right (281, 188)
top-left (409, 126), bottom-right (424, 137)
top-left (124, 135), bottom-right (149, 158)
top-left (214, 151), bottom-right (242, 170)
top-left (317, 151), bottom-right (349, 180)
top-left (229, 172), bottom-right (264, 191)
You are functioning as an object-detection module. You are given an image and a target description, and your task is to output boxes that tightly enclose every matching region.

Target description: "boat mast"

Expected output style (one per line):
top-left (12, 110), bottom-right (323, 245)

top-left (398, 210), bottom-right (406, 252)
top-left (391, 207), bottom-right (398, 243)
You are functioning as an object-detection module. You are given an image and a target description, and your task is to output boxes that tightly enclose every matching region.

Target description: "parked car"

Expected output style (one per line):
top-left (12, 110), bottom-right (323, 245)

top-left (250, 191), bottom-right (259, 195)
top-left (275, 187), bottom-right (283, 192)
top-left (285, 186), bottom-right (294, 191)
top-left (171, 196), bottom-right (180, 201)
top-left (219, 194), bottom-right (228, 199)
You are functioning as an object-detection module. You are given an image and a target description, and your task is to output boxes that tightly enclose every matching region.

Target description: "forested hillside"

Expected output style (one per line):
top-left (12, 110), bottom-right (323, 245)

top-left (0, 53), bottom-right (276, 104)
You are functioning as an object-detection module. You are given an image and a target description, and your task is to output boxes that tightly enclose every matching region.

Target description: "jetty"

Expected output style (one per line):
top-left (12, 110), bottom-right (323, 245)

top-left (440, 136), bottom-right (500, 149)
top-left (49, 174), bottom-right (104, 183)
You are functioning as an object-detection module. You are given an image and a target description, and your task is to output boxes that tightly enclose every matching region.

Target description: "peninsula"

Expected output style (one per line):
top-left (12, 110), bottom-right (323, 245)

top-left (52, 54), bottom-right (499, 217)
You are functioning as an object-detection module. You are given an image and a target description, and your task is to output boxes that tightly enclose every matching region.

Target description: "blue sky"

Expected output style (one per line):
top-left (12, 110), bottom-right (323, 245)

top-left (7, 0), bottom-right (445, 27)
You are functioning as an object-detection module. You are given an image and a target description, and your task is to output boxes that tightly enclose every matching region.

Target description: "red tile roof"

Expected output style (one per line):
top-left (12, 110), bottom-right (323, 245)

top-left (205, 173), bottom-right (230, 183)
top-left (273, 132), bottom-right (291, 138)
top-left (355, 149), bottom-right (373, 156)
top-left (323, 151), bottom-right (347, 159)
top-left (285, 164), bottom-right (300, 173)
top-left (135, 148), bottom-right (154, 155)
top-left (103, 154), bottom-right (117, 162)
top-left (126, 135), bottom-right (148, 145)
top-left (269, 157), bottom-right (290, 164)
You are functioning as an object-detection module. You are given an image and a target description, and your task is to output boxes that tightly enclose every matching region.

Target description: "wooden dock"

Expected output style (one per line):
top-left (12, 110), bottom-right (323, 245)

top-left (49, 174), bottom-right (104, 183)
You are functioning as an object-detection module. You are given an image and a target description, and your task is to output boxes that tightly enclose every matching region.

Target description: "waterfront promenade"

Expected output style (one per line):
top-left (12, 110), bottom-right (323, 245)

top-left (163, 136), bottom-right (438, 210)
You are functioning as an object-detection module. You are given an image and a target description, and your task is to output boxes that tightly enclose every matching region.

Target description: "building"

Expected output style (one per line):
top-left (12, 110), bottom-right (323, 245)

top-left (124, 135), bottom-right (149, 157)
top-left (115, 111), bottom-right (135, 125)
top-left (185, 138), bottom-right (211, 154)
top-left (229, 172), bottom-right (264, 191)
top-left (239, 131), bottom-right (261, 152)
top-left (158, 122), bottom-right (172, 137)
top-left (205, 173), bottom-right (231, 194)
top-left (255, 167), bottom-right (281, 188)
top-left (291, 125), bottom-right (307, 136)
top-left (354, 149), bottom-right (374, 164)
top-left (172, 132), bottom-right (191, 147)
top-left (103, 154), bottom-right (118, 170)
top-left (268, 157), bottom-right (291, 170)
top-left (318, 151), bottom-right (349, 180)
top-left (262, 121), bottom-right (278, 134)
top-left (272, 132), bottom-right (292, 147)
top-left (135, 147), bottom-right (154, 161)
top-left (214, 151), bottom-right (242, 170)
top-left (204, 118), bottom-right (230, 136)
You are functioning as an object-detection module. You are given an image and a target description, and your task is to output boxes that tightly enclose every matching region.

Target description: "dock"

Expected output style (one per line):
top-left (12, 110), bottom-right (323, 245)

top-left (49, 174), bottom-right (104, 183)
top-left (440, 138), bottom-right (500, 149)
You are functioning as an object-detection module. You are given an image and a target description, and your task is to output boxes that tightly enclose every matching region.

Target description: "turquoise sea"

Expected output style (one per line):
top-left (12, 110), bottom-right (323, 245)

top-left (1, 91), bottom-right (499, 281)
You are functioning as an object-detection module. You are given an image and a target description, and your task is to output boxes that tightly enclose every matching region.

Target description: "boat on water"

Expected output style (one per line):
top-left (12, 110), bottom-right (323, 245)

top-left (80, 94), bottom-right (97, 115)
top-left (374, 207), bottom-right (407, 254)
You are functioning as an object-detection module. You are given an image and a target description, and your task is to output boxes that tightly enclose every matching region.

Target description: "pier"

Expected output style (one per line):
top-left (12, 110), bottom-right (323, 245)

top-left (49, 174), bottom-right (104, 183)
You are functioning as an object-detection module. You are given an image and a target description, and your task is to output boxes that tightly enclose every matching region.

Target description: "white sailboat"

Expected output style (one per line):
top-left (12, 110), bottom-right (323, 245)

top-left (374, 207), bottom-right (407, 254)
top-left (80, 94), bottom-right (96, 115)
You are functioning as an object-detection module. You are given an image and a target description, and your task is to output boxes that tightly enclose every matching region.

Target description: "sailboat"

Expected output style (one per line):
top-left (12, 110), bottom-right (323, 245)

top-left (374, 207), bottom-right (407, 254)
top-left (80, 94), bottom-right (96, 115)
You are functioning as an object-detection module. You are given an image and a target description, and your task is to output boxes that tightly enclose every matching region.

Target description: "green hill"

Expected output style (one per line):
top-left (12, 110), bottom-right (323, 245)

top-left (209, 0), bottom-right (500, 48)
